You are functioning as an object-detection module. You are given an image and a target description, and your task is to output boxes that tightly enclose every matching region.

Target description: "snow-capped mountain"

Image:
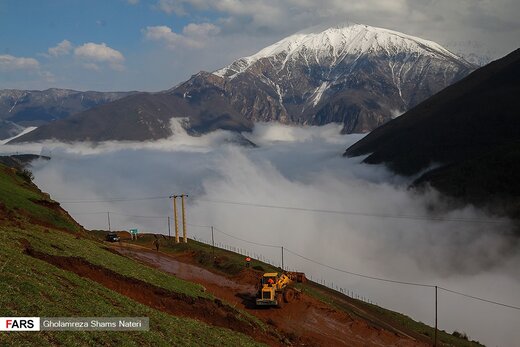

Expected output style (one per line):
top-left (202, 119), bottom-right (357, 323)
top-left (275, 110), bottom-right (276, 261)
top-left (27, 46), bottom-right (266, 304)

top-left (209, 23), bottom-right (476, 133)
top-left (12, 24), bottom-right (477, 143)
top-left (216, 24), bottom-right (462, 79)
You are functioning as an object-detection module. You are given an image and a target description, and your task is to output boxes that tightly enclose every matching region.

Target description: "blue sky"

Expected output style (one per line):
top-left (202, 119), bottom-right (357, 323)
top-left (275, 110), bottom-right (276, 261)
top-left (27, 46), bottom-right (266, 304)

top-left (1, 0), bottom-right (519, 91)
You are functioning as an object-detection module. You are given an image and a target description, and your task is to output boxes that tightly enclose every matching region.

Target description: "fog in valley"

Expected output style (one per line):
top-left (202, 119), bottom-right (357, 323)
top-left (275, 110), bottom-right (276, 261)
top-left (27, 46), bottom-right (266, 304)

top-left (2, 123), bottom-right (519, 346)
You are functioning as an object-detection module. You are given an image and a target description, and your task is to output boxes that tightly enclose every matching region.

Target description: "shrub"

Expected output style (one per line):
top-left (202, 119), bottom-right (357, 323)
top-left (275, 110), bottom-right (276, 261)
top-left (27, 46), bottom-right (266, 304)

top-left (18, 168), bottom-right (34, 182)
top-left (452, 331), bottom-right (469, 340)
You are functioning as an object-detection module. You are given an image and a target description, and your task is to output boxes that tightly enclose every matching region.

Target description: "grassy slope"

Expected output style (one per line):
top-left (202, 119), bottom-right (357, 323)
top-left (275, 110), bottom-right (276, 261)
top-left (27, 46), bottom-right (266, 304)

top-left (124, 233), bottom-right (280, 276)
top-left (128, 235), bottom-right (484, 347)
top-left (0, 166), bottom-right (80, 232)
top-left (0, 164), bottom-right (263, 346)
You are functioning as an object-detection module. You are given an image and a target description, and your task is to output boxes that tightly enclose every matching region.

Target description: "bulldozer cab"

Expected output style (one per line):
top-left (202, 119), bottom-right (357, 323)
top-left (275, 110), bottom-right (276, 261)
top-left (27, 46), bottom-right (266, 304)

top-left (256, 273), bottom-right (279, 306)
top-left (261, 273), bottom-right (278, 286)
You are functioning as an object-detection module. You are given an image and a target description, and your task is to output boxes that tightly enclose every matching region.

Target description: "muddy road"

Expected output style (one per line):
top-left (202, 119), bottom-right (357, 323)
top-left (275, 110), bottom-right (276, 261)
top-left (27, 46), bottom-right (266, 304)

top-left (114, 244), bottom-right (428, 347)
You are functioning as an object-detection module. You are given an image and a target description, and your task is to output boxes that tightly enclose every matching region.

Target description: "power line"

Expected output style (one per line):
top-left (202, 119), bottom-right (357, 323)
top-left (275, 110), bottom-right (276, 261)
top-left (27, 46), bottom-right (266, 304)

top-left (67, 211), bottom-right (107, 215)
top-left (59, 196), bottom-right (169, 204)
top-left (55, 194), bottom-right (505, 224)
top-left (438, 287), bottom-right (520, 311)
top-left (69, 211), bottom-right (169, 219)
top-left (196, 198), bottom-right (505, 224)
top-left (213, 227), bottom-right (280, 248)
top-left (206, 224), bottom-right (520, 310)
top-left (110, 212), bottom-right (168, 219)
top-left (283, 247), bottom-right (434, 288)
top-left (187, 223), bottom-right (213, 229)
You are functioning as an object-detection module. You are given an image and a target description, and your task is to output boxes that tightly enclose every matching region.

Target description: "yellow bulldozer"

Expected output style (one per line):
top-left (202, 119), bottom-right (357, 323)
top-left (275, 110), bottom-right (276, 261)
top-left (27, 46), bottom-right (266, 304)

top-left (255, 272), bottom-right (305, 307)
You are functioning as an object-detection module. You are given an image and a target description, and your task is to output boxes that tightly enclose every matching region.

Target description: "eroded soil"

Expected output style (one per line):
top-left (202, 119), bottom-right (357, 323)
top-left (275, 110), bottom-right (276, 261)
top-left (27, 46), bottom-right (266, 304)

top-left (115, 244), bottom-right (429, 347)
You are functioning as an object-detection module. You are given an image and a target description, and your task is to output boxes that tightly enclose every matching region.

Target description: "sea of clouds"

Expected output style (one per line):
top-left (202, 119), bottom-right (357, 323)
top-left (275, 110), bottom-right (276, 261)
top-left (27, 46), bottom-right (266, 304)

top-left (1, 122), bottom-right (519, 346)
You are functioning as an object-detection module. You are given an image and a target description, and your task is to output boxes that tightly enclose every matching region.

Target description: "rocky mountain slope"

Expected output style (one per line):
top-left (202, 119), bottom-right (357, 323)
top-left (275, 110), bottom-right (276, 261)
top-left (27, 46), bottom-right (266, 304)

top-left (345, 48), bottom-right (520, 218)
top-left (0, 88), bottom-right (136, 139)
top-left (12, 24), bottom-right (475, 143)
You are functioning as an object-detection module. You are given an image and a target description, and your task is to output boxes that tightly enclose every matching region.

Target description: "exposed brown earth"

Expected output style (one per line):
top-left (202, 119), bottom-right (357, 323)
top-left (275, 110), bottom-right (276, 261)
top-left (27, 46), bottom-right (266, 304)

top-left (23, 244), bottom-right (281, 346)
top-left (114, 244), bottom-right (430, 347)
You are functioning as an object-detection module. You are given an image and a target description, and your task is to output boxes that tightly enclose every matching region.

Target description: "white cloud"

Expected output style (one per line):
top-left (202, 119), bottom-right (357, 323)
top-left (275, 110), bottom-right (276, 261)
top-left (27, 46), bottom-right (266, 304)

top-left (74, 42), bottom-right (125, 71)
top-left (48, 40), bottom-right (73, 57)
top-left (143, 23), bottom-right (220, 49)
top-left (155, 0), bottom-right (187, 15)
top-left (153, 0), bottom-right (519, 60)
top-left (0, 55), bottom-right (56, 89)
top-left (143, 25), bottom-right (182, 44)
top-left (182, 22), bottom-right (220, 38)
top-left (0, 54), bottom-right (40, 70)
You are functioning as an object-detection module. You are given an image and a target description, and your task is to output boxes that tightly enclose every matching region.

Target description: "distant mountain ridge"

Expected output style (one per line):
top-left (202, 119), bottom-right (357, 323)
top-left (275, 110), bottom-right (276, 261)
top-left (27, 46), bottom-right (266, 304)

top-left (0, 88), bottom-right (137, 139)
top-left (12, 24), bottom-right (475, 143)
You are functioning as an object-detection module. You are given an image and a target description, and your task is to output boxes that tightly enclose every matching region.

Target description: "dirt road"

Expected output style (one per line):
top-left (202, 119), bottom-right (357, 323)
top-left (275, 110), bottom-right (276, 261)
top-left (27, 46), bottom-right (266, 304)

top-left (115, 244), bottom-right (428, 347)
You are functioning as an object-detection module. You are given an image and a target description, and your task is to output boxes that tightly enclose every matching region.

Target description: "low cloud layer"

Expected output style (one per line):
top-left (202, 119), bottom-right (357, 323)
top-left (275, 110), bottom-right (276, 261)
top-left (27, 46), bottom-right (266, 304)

top-left (1, 123), bottom-right (519, 346)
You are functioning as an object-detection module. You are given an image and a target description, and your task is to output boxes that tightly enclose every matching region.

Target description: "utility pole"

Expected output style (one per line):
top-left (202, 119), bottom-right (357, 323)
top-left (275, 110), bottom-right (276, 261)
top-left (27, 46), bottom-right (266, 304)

top-left (434, 285), bottom-right (438, 347)
top-left (167, 216), bottom-right (171, 244)
top-left (170, 195), bottom-right (179, 243)
top-left (211, 226), bottom-right (215, 259)
top-left (181, 194), bottom-right (188, 243)
top-left (107, 211), bottom-right (111, 231)
top-left (281, 246), bottom-right (284, 270)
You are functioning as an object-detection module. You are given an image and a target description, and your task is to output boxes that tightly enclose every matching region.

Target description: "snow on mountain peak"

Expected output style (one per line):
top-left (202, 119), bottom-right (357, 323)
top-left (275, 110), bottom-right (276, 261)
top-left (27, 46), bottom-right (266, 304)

top-left (214, 23), bottom-right (463, 79)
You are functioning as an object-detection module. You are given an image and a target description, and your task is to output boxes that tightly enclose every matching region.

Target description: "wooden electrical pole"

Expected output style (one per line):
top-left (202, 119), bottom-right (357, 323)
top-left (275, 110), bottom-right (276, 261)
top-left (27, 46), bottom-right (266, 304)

top-left (107, 211), bottom-right (111, 231)
top-left (281, 246), bottom-right (284, 270)
top-left (211, 226), bottom-right (215, 259)
top-left (435, 285), bottom-right (438, 347)
top-left (167, 216), bottom-right (171, 244)
top-left (181, 194), bottom-right (188, 243)
top-left (170, 195), bottom-right (179, 243)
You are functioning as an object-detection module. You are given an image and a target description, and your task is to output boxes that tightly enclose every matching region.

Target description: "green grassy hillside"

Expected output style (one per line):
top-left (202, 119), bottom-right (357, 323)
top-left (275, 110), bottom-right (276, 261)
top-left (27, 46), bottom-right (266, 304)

top-left (0, 163), bottom-right (267, 346)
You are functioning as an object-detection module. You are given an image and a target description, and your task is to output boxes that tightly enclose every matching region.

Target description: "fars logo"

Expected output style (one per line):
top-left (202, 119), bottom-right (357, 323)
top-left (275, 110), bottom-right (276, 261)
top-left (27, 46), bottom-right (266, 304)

top-left (0, 317), bottom-right (40, 331)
